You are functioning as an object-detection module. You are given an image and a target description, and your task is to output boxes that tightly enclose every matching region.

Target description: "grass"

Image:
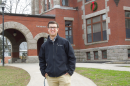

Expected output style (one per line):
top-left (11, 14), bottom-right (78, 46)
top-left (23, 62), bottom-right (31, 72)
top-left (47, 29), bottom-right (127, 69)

top-left (75, 67), bottom-right (130, 86)
top-left (121, 66), bottom-right (130, 68)
top-left (0, 66), bottom-right (30, 86)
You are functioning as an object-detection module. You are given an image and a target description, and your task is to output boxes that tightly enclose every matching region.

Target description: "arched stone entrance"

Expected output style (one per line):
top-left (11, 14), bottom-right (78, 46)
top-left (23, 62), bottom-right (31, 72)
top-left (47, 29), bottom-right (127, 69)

top-left (0, 21), bottom-right (49, 63)
top-left (26, 32), bottom-right (48, 63)
top-left (0, 21), bottom-right (34, 63)
top-left (34, 32), bottom-right (48, 55)
top-left (4, 29), bottom-right (27, 63)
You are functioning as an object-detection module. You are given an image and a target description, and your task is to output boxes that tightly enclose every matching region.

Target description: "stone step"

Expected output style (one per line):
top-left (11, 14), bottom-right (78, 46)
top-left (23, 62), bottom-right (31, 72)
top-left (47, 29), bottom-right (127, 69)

top-left (15, 59), bottom-right (22, 63)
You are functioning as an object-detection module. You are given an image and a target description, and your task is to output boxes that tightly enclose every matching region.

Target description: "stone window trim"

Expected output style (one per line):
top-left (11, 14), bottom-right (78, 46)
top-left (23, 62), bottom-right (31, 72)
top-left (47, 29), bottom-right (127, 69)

top-left (94, 51), bottom-right (98, 60)
top-left (85, 40), bottom-right (108, 45)
top-left (125, 39), bottom-right (130, 41)
top-left (102, 50), bottom-right (107, 59)
top-left (82, 8), bottom-right (110, 45)
top-left (53, 5), bottom-right (76, 10)
top-left (123, 6), bottom-right (130, 11)
top-left (83, 8), bottom-right (109, 19)
top-left (40, 5), bottom-right (76, 14)
top-left (64, 17), bottom-right (74, 21)
top-left (86, 52), bottom-right (91, 60)
top-left (85, 0), bottom-right (95, 5)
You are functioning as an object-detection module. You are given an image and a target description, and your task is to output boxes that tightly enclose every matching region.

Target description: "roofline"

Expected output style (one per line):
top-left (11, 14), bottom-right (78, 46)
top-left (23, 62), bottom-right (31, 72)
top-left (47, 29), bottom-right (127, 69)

top-left (0, 12), bottom-right (55, 19)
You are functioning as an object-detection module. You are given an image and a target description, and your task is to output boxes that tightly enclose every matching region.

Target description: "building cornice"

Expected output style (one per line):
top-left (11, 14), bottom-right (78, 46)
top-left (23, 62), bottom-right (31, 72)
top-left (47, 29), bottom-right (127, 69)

top-left (0, 13), bottom-right (55, 19)
top-left (40, 5), bottom-right (77, 15)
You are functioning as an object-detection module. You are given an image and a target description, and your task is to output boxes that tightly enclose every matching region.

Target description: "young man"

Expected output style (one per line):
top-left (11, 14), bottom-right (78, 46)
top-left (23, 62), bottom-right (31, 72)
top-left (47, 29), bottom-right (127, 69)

top-left (39, 21), bottom-right (76, 86)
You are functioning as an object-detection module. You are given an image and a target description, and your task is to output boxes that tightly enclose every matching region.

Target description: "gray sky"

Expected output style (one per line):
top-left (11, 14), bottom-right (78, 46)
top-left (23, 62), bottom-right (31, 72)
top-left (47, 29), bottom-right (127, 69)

top-left (5, 0), bottom-right (31, 14)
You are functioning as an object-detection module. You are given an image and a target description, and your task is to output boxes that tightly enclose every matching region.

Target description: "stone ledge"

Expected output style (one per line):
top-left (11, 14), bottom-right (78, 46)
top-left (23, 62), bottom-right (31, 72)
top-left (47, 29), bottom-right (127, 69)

top-left (106, 61), bottom-right (130, 64)
top-left (26, 56), bottom-right (39, 63)
top-left (123, 6), bottom-right (130, 11)
top-left (64, 17), bottom-right (74, 21)
top-left (85, 40), bottom-right (108, 45)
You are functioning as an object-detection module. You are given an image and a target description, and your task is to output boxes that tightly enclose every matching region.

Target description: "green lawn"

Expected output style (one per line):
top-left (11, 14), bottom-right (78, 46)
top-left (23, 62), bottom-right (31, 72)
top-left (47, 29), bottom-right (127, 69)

top-left (121, 66), bottom-right (130, 68)
top-left (75, 67), bottom-right (130, 86)
top-left (0, 66), bottom-right (30, 86)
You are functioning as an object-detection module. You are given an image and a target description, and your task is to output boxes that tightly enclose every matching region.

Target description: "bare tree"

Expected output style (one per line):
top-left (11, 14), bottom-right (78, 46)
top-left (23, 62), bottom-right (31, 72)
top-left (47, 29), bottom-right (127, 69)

top-left (0, 37), bottom-right (3, 59)
top-left (5, 37), bottom-right (11, 56)
top-left (4, 0), bottom-right (31, 14)
top-left (0, 36), bottom-right (8, 59)
top-left (19, 42), bottom-right (27, 50)
top-left (15, 0), bottom-right (20, 13)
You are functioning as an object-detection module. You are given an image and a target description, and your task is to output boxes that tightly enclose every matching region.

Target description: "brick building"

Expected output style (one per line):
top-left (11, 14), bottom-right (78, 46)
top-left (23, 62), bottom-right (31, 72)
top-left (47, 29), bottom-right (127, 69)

top-left (0, 0), bottom-right (130, 63)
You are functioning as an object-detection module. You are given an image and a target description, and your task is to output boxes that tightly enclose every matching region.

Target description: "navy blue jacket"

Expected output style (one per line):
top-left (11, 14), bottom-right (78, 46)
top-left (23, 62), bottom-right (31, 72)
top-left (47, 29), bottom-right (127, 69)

top-left (39, 34), bottom-right (76, 77)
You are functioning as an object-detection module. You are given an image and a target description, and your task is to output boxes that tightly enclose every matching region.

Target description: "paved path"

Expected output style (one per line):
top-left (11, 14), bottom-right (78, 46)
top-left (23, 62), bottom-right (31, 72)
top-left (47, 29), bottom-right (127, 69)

top-left (5, 63), bottom-right (97, 86)
top-left (76, 63), bottom-right (130, 72)
top-left (3, 63), bottom-right (130, 86)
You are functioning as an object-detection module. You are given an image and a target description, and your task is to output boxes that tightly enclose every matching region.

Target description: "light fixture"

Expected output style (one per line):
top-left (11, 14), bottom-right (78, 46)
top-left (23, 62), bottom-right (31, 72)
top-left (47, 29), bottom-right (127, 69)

top-left (0, 0), bottom-right (5, 9)
top-left (13, 30), bottom-right (17, 36)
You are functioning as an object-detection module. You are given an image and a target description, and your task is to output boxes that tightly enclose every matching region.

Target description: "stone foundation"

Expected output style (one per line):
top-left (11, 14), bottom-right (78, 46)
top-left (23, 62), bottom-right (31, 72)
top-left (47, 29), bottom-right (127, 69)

top-left (11, 58), bottom-right (20, 63)
top-left (26, 56), bottom-right (39, 63)
top-left (74, 45), bottom-right (130, 62)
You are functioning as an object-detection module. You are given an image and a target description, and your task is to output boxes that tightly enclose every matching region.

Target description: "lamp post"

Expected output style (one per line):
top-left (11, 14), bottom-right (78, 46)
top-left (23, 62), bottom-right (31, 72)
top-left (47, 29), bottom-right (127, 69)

top-left (0, 2), bottom-right (5, 66)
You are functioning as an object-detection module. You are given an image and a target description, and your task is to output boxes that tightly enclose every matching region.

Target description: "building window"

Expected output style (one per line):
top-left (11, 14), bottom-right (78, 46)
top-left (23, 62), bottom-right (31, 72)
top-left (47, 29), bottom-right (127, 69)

top-left (87, 52), bottom-right (91, 60)
top-left (8, 52), bottom-right (11, 56)
top-left (102, 50), bottom-right (107, 59)
top-left (62, 0), bottom-right (68, 6)
top-left (128, 49), bottom-right (130, 58)
top-left (44, 0), bottom-right (47, 11)
top-left (65, 21), bottom-right (73, 44)
top-left (86, 0), bottom-right (91, 2)
top-left (86, 14), bottom-right (107, 43)
top-left (94, 51), bottom-right (98, 60)
top-left (48, 0), bottom-right (51, 9)
top-left (125, 11), bottom-right (130, 38)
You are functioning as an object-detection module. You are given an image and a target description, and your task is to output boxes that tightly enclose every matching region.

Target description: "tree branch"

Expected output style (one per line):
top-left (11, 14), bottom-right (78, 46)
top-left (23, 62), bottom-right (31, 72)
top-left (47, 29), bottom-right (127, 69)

top-left (15, 0), bottom-right (20, 13)
top-left (22, 2), bottom-right (31, 14)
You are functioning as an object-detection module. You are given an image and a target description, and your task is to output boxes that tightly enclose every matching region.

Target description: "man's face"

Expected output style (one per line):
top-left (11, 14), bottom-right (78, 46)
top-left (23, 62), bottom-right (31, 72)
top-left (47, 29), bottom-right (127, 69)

top-left (48, 24), bottom-right (59, 37)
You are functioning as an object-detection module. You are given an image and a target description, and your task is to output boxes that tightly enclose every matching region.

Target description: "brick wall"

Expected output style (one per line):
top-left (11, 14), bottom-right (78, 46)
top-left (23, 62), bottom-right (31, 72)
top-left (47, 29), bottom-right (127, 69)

top-left (39, 0), bottom-right (130, 50)
top-left (79, 0), bottom-right (130, 49)
top-left (85, 0), bottom-right (105, 14)
top-left (46, 9), bottom-right (79, 49)
top-left (0, 15), bottom-right (55, 56)
top-left (0, 56), bottom-right (11, 64)
top-left (0, 0), bottom-right (130, 62)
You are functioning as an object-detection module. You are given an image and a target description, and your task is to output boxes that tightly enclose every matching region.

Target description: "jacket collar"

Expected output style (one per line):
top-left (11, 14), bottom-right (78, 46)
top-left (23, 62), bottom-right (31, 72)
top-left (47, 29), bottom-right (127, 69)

top-left (47, 34), bottom-right (60, 42)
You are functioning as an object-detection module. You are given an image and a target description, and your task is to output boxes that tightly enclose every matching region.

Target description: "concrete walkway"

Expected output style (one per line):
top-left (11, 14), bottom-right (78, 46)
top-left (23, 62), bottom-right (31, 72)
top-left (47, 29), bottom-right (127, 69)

top-left (76, 63), bottom-right (130, 72)
top-left (4, 63), bottom-right (130, 86)
top-left (5, 63), bottom-right (97, 86)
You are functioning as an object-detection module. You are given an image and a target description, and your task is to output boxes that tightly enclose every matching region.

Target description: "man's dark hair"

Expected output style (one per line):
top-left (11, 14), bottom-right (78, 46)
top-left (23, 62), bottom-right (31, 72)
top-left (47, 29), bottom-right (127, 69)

top-left (47, 21), bottom-right (59, 28)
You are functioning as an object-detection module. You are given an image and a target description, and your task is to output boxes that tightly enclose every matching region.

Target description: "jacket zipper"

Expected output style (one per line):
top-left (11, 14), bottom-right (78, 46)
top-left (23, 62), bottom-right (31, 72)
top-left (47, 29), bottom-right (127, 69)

top-left (56, 43), bottom-right (58, 54)
top-left (53, 42), bottom-right (56, 77)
